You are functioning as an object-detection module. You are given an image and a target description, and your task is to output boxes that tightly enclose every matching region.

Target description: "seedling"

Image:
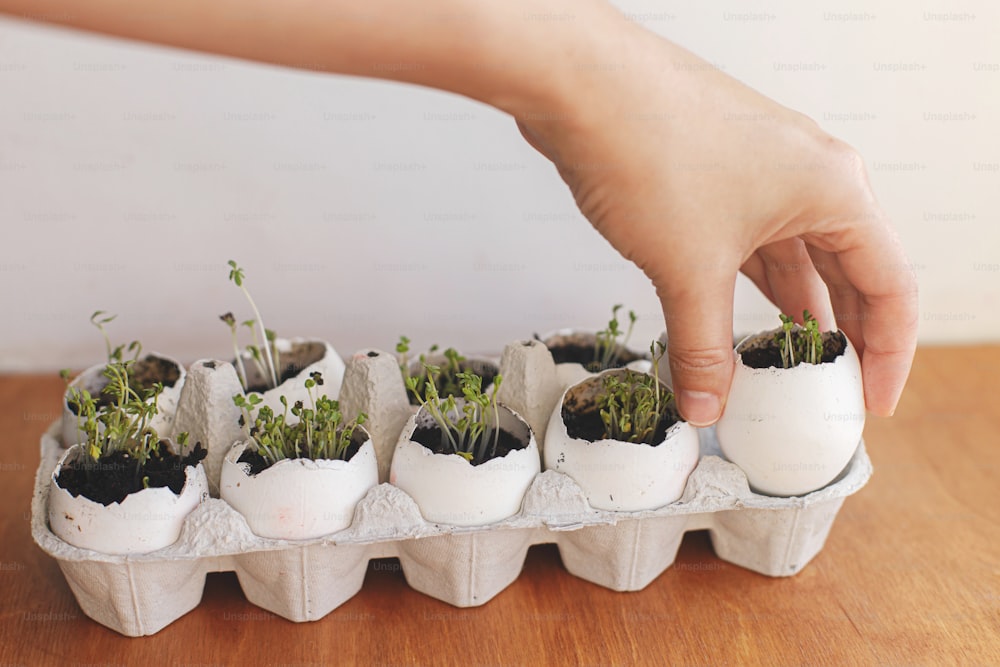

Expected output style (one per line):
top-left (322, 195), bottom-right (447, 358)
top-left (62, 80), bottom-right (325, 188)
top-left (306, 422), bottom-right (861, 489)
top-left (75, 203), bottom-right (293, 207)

top-left (222, 260), bottom-right (280, 391)
top-left (406, 364), bottom-right (504, 463)
top-left (776, 310), bottom-right (824, 369)
top-left (397, 336), bottom-right (479, 404)
top-left (233, 372), bottom-right (367, 466)
top-left (90, 310), bottom-right (142, 364)
top-left (64, 359), bottom-right (189, 479)
top-left (61, 312), bottom-right (155, 412)
top-left (593, 304), bottom-right (637, 371)
top-left (596, 341), bottom-right (674, 444)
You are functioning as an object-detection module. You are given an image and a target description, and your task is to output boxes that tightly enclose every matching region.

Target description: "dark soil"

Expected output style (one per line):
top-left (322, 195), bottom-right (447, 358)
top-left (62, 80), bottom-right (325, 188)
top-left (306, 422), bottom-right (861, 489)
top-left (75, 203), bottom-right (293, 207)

top-left (559, 369), bottom-right (680, 445)
top-left (410, 425), bottom-right (527, 466)
top-left (131, 355), bottom-right (182, 388)
top-left (242, 341), bottom-right (327, 394)
top-left (405, 358), bottom-right (499, 406)
top-left (561, 396), bottom-right (676, 445)
top-left (67, 355), bottom-right (183, 414)
top-left (236, 431), bottom-right (366, 476)
top-left (538, 333), bottom-right (646, 373)
top-left (54, 442), bottom-right (206, 506)
top-left (738, 330), bottom-right (847, 370)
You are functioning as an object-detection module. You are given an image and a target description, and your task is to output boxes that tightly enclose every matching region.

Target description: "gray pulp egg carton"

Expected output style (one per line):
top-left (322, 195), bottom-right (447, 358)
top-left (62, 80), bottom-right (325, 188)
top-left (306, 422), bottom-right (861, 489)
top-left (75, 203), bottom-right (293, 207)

top-left (31, 340), bottom-right (872, 637)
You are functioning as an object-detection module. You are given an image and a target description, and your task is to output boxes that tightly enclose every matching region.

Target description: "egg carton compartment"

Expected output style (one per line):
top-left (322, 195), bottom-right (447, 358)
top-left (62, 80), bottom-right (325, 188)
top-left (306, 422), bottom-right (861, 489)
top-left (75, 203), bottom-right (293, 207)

top-left (31, 341), bottom-right (872, 637)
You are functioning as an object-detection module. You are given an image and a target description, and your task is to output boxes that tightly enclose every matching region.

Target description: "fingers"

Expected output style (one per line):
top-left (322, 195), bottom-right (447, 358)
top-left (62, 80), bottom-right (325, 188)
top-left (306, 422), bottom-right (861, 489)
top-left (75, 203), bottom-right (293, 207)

top-left (806, 214), bottom-right (918, 416)
top-left (515, 119), bottom-right (551, 159)
top-left (805, 246), bottom-right (865, 356)
top-left (741, 239), bottom-right (835, 329)
top-left (739, 253), bottom-right (777, 304)
top-left (653, 259), bottom-right (738, 427)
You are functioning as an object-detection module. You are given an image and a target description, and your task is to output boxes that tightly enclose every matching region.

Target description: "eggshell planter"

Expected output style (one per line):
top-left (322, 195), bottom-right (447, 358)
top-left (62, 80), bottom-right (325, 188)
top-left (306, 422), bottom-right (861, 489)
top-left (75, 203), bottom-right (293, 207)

top-left (48, 443), bottom-right (208, 555)
top-left (541, 329), bottom-right (651, 390)
top-left (239, 338), bottom-right (345, 414)
top-left (32, 340), bottom-right (871, 637)
top-left (544, 369), bottom-right (700, 511)
top-left (716, 329), bottom-right (866, 497)
top-left (60, 353), bottom-right (186, 447)
top-left (389, 404), bottom-right (539, 526)
top-left (220, 436), bottom-right (379, 540)
top-left (402, 353), bottom-right (500, 407)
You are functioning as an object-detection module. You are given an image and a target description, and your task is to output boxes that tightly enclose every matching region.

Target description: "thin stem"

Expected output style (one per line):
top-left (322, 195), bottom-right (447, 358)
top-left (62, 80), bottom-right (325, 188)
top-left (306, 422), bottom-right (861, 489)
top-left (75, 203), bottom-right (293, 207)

top-left (230, 328), bottom-right (248, 390)
top-left (241, 287), bottom-right (278, 388)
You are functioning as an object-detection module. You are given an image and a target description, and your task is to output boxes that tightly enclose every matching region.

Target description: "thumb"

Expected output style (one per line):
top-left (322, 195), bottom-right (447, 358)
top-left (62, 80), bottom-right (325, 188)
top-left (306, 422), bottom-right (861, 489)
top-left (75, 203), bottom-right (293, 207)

top-left (656, 265), bottom-right (737, 427)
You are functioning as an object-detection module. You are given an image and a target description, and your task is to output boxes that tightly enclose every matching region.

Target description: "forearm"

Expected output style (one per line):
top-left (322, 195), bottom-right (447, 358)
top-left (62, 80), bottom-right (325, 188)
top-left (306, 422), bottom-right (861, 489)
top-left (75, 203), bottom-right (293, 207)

top-left (2, 0), bottom-right (626, 119)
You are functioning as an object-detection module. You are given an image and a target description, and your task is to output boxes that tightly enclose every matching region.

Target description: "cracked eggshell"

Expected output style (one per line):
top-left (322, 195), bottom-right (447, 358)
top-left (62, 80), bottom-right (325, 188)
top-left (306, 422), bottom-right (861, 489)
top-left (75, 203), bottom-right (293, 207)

top-left (241, 338), bottom-right (345, 414)
top-left (220, 436), bottom-right (378, 540)
top-left (540, 329), bottom-right (651, 390)
top-left (389, 404), bottom-right (539, 527)
top-left (716, 330), bottom-right (866, 497)
top-left (48, 443), bottom-right (208, 555)
top-left (543, 370), bottom-right (700, 511)
top-left (403, 353), bottom-right (500, 411)
top-left (60, 354), bottom-right (186, 447)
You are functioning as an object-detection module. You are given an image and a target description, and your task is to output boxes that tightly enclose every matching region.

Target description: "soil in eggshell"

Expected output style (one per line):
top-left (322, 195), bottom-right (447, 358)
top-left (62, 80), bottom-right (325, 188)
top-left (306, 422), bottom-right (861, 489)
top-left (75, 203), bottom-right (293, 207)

top-left (410, 426), bottom-right (527, 466)
top-left (55, 442), bottom-right (206, 505)
top-left (241, 340), bottom-right (327, 394)
top-left (540, 331), bottom-right (647, 373)
top-left (737, 330), bottom-right (847, 370)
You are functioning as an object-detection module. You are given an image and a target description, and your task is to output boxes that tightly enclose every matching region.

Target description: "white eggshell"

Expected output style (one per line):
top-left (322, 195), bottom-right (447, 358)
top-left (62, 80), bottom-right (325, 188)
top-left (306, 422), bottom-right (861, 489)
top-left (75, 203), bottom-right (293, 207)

top-left (241, 338), bottom-right (346, 415)
top-left (404, 353), bottom-right (499, 399)
top-left (60, 363), bottom-right (106, 447)
top-left (60, 354), bottom-right (186, 447)
top-left (540, 329), bottom-right (652, 391)
top-left (716, 331), bottom-right (866, 497)
top-left (543, 371), bottom-right (700, 512)
top-left (48, 444), bottom-right (208, 555)
top-left (389, 405), bottom-right (540, 527)
top-left (220, 437), bottom-right (378, 540)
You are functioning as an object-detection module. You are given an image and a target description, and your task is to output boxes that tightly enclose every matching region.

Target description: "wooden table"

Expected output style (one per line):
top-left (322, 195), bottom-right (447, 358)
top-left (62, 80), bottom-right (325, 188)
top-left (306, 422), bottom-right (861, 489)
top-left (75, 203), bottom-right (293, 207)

top-left (2, 346), bottom-right (998, 666)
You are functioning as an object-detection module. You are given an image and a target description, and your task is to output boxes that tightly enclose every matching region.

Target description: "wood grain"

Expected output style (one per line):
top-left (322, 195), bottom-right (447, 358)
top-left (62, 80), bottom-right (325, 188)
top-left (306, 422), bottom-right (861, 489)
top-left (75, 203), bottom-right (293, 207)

top-left (2, 346), bottom-right (999, 666)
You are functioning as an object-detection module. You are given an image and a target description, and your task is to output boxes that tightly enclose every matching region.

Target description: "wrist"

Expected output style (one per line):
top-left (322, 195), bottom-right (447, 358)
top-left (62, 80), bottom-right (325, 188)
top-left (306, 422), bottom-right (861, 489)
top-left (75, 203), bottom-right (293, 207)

top-left (462, 1), bottom-right (638, 125)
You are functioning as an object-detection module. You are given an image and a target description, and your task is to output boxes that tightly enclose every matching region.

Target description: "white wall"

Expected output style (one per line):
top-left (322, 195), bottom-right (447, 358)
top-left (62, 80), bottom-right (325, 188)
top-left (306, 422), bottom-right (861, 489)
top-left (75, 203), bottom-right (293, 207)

top-left (1, 0), bottom-right (997, 371)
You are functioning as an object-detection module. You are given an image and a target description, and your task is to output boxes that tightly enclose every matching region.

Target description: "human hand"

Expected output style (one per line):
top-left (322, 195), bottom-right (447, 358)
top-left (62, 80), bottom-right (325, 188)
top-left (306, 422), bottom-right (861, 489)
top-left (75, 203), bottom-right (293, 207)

top-left (0, 0), bottom-right (917, 427)
top-left (517, 16), bottom-right (918, 426)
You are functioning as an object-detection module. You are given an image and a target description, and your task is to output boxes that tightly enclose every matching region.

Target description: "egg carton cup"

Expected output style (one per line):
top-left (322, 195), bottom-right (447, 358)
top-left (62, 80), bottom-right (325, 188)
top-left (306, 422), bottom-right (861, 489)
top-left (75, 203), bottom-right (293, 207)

top-left (31, 341), bottom-right (872, 637)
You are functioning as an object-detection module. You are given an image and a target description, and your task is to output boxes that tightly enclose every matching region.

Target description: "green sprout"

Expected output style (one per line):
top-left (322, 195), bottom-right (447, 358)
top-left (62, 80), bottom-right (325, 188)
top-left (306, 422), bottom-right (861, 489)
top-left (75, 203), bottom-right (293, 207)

top-left (233, 371), bottom-right (366, 466)
top-left (219, 312), bottom-right (249, 390)
top-left (596, 341), bottom-right (674, 444)
top-left (62, 312), bottom-right (154, 414)
top-left (776, 310), bottom-right (824, 369)
top-left (223, 260), bottom-right (280, 391)
top-left (397, 337), bottom-right (482, 405)
top-left (406, 365), bottom-right (505, 463)
top-left (64, 359), bottom-right (190, 480)
top-left (90, 310), bottom-right (142, 364)
top-left (593, 304), bottom-right (637, 371)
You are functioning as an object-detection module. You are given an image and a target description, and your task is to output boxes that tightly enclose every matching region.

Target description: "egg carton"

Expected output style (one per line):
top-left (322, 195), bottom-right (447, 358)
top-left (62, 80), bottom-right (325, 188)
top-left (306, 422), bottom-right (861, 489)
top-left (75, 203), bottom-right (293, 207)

top-left (31, 341), bottom-right (872, 637)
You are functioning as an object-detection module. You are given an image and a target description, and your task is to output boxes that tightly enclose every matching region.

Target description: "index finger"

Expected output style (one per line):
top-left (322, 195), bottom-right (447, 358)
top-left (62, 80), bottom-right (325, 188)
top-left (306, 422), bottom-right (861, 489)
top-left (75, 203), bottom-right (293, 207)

top-left (805, 212), bottom-right (919, 416)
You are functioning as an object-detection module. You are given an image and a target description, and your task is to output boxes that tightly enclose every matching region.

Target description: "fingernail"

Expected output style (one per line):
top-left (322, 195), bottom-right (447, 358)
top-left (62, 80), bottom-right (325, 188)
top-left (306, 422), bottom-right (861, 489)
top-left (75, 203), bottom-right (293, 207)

top-left (680, 390), bottom-right (722, 427)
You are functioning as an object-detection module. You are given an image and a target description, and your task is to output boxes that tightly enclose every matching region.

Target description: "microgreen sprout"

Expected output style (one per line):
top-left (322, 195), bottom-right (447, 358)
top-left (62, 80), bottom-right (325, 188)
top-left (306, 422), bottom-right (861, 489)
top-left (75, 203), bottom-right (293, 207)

top-left (776, 310), bottom-right (825, 369)
top-left (397, 336), bottom-right (477, 404)
top-left (219, 312), bottom-right (249, 390)
top-left (62, 312), bottom-right (151, 413)
top-left (232, 372), bottom-right (367, 467)
top-left (223, 260), bottom-right (280, 391)
top-left (406, 365), bottom-right (505, 463)
top-left (593, 304), bottom-right (637, 371)
top-left (90, 310), bottom-right (142, 364)
top-left (64, 359), bottom-right (189, 480)
top-left (596, 341), bottom-right (674, 444)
